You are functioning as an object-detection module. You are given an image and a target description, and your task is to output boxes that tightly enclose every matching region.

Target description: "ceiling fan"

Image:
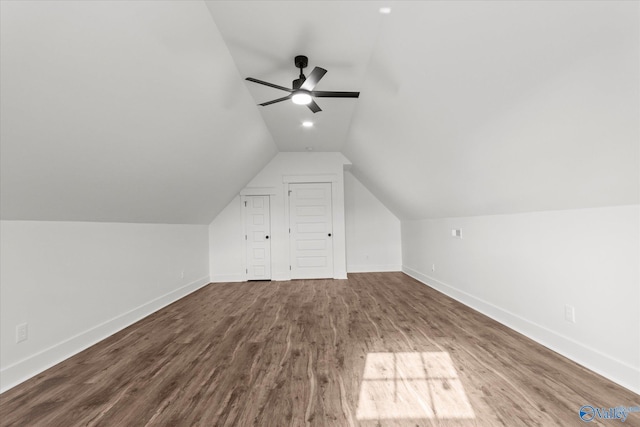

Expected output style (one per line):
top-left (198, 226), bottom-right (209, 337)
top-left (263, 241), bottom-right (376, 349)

top-left (245, 55), bottom-right (360, 113)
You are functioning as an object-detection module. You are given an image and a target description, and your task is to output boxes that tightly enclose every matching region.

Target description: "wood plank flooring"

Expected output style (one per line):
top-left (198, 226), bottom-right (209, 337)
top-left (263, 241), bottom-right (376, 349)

top-left (1, 272), bottom-right (638, 426)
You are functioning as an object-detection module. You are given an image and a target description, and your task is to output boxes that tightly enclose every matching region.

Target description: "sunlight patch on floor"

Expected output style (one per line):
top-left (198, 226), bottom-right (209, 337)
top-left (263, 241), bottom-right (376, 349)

top-left (356, 352), bottom-right (476, 421)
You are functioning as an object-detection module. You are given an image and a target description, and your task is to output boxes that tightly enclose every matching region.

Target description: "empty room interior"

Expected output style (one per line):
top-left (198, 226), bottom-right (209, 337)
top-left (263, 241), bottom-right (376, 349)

top-left (0, 1), bottom-right (639, 426)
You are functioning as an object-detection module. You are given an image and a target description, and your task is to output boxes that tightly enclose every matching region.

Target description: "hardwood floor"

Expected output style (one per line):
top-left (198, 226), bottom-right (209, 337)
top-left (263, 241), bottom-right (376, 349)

top-left (1, 272), bottom-right (638, 426)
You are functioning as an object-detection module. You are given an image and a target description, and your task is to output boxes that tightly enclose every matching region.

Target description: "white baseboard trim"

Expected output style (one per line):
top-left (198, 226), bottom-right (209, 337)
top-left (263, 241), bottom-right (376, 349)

top-left (210, 274), bottom-right (244, 283)
top-left (0, 276), bottom-right (210, 394)
top-left (347, 264), bottom-right (402, 273)
top-left (402, 266), bottom-right (640, 395)
top-left (211, 272), bottom-right (350, 282)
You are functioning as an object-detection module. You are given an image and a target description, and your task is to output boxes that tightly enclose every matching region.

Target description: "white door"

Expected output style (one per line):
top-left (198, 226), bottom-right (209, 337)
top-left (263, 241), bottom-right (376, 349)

top-left (244, 195), bottom-right (271, 281)
top-left (289, 183), bottom-right (333, 279)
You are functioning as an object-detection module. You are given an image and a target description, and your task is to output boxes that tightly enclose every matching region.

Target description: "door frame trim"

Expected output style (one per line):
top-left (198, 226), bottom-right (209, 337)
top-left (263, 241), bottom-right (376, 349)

top-left (240, 186), bottom-right (277, 196)
top-left (283, 174), bottom-right (338, 184)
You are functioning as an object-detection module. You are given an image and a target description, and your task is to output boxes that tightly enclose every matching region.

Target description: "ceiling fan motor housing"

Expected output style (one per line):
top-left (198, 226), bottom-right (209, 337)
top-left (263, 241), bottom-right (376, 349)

top-left (294, 55), bottom-right (308, 69)
top-left (292, 78), bottom-right (304, 90)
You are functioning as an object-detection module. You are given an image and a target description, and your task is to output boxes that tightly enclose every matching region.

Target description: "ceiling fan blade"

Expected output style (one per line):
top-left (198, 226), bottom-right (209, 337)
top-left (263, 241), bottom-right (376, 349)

top-left (259, 95), bottom-right (292, 106)
top-left (307, 99), bottom-right (322, 113)
top-left (246, 77), bottom-right (292, 93)
top-left (300, 67), bottom-right (327, 91)
top-left (311, 91), bottom-right (360, 98)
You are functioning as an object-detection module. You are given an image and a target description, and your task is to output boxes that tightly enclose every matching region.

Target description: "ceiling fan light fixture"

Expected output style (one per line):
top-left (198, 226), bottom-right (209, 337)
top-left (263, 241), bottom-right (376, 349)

top-left (246, 56), bottom-right (360, 113)
top-left (292, 91), bottom-right (312, 105)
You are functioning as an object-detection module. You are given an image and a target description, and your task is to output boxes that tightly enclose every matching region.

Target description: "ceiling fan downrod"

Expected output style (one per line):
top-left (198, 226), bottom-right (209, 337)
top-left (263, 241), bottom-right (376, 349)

top-left (294, 55), bottom-right (308, 89)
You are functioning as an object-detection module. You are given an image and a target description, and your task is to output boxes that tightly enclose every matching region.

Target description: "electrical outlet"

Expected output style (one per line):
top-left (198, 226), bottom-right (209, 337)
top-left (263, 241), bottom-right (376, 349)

top-left (432, 264), bottom-right (436, 272)
top-left (16, 323), bottom-right (28, 343)
top-left (564, 305), bottom-right (575, 323)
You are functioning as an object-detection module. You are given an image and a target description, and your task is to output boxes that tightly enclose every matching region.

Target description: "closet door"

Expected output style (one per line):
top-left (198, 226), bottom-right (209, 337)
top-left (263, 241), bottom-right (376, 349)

top-left (289, 183), bottom-right (333, 279)
top-left (244, 195), bottom-right (271, 281)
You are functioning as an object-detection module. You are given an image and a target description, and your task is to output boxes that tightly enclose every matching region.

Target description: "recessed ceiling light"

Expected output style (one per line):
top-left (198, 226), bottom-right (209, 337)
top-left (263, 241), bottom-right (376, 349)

top-left (379, 7), bottom-right (391, 14)
top-left (302, 121), bottom-right (313, 128)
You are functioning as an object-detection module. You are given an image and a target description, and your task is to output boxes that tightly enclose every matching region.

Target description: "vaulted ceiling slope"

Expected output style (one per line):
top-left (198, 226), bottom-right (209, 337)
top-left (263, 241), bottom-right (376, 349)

top-left (0, 1), bottom-right (277, 224)
top-left (1, 2), bottom-right (638, 225)
top-left (210, 1), bottom-right (639, 220)
top-left (342, 1), bottom-right (639, 219)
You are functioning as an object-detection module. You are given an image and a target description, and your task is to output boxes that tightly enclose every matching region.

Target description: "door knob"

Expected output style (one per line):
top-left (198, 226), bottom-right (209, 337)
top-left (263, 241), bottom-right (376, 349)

top-left (265, 235), bottom-right (269, 239)
top-left (328, 233), bottom-right (332, 237)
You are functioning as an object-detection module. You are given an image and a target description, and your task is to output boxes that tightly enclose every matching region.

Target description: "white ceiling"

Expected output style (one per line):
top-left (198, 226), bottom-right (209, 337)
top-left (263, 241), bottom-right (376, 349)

top-left (205, 1), bottom-right (386, 152)
top-left (342, 1), bottom-right (639, 218)
top-left (1, 1), bottom-right (638, 224)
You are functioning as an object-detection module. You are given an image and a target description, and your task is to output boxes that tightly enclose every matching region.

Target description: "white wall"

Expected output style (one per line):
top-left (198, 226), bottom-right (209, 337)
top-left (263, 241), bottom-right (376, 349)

top-left (0, 220), bottom-right (209, 392)
top-left (209, 152), bottom-right (351, 281)
top-left (401, 205), bottom-right (640, 394)
top-left (344, 171), bottom-right (402, 272)
top-left (209, 196), bottom-right (244, 282)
